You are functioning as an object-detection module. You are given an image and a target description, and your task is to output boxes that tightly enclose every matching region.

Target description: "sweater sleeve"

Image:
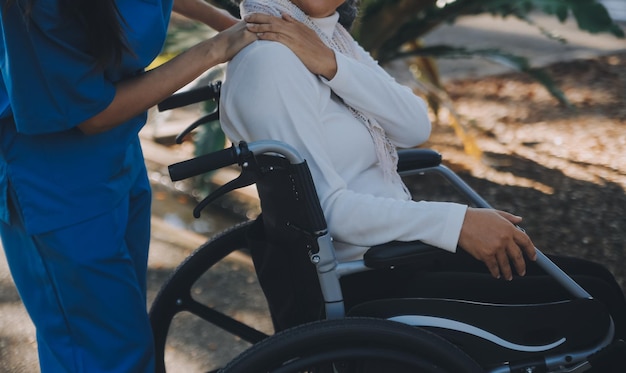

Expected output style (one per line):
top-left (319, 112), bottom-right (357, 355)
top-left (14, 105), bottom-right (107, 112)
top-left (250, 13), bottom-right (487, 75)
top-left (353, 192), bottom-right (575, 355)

top-left (321, 45), bottom-right (431, 149)
top-left (221, 41), bottom-right (466, 253)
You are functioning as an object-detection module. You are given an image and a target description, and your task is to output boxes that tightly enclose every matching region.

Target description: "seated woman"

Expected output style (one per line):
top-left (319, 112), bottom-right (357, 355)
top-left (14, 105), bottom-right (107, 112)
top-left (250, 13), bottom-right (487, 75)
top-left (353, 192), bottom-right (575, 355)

top-left (221, 0), bottom-right (626, 337)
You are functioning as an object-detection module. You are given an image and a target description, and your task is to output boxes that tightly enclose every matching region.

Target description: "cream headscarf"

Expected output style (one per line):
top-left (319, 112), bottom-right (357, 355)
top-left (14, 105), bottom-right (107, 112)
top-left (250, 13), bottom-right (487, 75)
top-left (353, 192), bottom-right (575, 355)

top-left (241, 0), bottom-right (402, 184)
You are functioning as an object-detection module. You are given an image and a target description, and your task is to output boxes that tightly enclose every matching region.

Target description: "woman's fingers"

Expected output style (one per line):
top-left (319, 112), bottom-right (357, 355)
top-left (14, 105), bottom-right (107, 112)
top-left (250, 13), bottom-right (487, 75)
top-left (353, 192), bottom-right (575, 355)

top-left (507, 244), bottom-right (526, 277)
top-left (484, 255), bottom-right (501, 280)
top-left (497, 210), bottom-right (537, 262)
top-left (486, 243), bottom-right (526, 281)
top-left (244, 12), bottom-right (277, 25)
top-left (459, 208), bottom-right (538, 280)
top-left (245, 13), bottom-right (297, 36)
top-left (498, 247), bottom-right (514, 280)
top-left (244, 13), bottom-right (337, 78)
top-left (514, 226), bottom-right (538, 262)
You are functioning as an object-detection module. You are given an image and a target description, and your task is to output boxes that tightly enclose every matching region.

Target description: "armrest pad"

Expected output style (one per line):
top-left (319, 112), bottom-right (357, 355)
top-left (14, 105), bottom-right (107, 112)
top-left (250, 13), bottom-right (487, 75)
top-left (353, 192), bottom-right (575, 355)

top-left (364, 240), bottom-right (450, 269)
top-left (397, 149), bottom-right (442, 172)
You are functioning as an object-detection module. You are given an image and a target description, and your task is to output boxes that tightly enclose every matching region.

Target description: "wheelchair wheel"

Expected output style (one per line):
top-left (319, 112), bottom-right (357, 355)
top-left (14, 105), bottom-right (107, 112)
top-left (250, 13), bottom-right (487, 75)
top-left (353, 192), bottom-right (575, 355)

top-left (220, 317), bottom-right (484, 373)
top-left (150, 221), bottom-right (270, 373)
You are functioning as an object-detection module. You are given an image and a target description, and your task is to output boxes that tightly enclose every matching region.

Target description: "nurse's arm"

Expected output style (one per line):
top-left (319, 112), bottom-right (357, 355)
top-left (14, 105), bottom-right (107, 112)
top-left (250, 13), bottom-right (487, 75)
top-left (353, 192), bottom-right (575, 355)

top-left (173, 0), bottom-right (238, 32)
top-left (77, 21), bottom-right (256, 135)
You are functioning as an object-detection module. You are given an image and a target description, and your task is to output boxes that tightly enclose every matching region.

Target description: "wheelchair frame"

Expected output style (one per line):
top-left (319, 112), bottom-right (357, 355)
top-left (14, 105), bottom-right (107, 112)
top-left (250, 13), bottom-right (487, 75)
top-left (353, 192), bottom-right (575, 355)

top-left (149, 82), bottom-right (621, 373)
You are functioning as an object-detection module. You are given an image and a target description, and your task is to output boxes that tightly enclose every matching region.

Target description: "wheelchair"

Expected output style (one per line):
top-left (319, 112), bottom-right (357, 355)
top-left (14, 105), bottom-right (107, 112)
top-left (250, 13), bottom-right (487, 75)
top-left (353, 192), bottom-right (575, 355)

top-left (149, 82), bottom-right (625, 373)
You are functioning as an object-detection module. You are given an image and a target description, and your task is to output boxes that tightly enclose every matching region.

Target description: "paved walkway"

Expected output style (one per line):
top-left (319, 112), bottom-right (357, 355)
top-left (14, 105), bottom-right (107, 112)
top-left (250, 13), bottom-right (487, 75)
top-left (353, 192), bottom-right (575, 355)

top-left (0, 13), bottom-right (624, 373)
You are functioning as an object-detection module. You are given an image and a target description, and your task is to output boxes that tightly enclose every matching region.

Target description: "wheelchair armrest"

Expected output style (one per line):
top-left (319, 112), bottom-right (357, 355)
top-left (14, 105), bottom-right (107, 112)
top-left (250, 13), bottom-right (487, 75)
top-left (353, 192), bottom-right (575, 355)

top-left (397, 148), bottom-right (442, 173)
top-left (363, 241), bottom-right (447, 270)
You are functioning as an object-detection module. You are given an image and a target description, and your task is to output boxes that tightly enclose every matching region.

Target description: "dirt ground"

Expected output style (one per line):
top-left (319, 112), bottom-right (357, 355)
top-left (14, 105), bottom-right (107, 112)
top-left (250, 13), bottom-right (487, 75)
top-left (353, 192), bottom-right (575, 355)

top-left (417, 51), bottom-right (626, 292)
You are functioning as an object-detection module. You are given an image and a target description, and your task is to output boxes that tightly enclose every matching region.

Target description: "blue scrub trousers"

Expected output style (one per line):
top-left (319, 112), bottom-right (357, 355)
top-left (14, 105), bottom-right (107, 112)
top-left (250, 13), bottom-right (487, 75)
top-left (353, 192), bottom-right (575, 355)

top-left (0, 171), bottom-right (154, 373)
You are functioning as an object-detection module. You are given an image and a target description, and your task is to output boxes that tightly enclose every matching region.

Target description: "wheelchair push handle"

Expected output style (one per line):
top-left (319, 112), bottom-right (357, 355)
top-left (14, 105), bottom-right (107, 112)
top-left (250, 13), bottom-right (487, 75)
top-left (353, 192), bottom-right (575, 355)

top-left (169, 144), bottom-right (238, 181)
top-left (168, 140), bottom-right (307, 182)
top-left (157, 81), bottom-right (222, 112)
top-left (167, 140), bottom-right (321, 227)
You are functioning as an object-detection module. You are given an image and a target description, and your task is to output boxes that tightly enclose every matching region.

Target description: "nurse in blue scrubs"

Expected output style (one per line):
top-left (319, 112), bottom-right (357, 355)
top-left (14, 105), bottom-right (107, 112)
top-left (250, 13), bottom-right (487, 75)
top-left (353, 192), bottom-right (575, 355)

top-left (0, 1), bottom-right (256, 371)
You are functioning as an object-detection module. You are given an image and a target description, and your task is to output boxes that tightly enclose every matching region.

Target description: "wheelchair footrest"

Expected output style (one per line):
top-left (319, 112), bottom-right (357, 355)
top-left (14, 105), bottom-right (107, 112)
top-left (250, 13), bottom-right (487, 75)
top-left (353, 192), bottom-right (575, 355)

top-left (348, 297), bottom-right (611, 367)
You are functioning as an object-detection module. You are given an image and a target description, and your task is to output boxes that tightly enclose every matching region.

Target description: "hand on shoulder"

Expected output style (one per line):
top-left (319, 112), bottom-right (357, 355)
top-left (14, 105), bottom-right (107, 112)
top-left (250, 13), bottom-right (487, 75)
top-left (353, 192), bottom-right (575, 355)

top-left (245, 13), bottom-right (338, 79)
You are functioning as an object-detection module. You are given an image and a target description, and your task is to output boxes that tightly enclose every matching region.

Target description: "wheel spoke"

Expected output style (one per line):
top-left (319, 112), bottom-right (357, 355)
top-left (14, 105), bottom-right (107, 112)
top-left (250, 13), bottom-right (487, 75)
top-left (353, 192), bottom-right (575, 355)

top-left (184, 297), bottom-right (269, 344)
top-left (150, 222), bottom-right (264, 373)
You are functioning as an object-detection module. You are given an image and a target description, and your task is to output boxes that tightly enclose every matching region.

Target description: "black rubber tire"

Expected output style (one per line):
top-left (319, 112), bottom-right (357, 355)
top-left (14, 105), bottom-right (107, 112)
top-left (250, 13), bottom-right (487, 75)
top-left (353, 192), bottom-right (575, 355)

top-left (219, 317), bottom-right (484, 373)
top-left (149, 221), bottom-right (264, 373)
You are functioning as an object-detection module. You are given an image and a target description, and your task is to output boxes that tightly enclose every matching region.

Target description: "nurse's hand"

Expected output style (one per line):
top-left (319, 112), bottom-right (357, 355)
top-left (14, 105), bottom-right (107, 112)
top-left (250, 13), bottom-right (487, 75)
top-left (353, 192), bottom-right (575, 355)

top-left (458, 208), bottom-right (537, 281)
top-left (212, 20), bottom-right (259, 63)
top-left (245, 13), bottom-right (338, 80)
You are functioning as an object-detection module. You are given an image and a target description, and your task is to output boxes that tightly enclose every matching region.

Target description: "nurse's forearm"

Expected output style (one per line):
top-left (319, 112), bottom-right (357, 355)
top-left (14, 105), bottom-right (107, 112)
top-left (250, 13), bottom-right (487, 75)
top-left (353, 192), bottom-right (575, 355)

top-left (173, 0), bottom-right (238, 31)
top-left (77, 22), bottom-right (255, 135)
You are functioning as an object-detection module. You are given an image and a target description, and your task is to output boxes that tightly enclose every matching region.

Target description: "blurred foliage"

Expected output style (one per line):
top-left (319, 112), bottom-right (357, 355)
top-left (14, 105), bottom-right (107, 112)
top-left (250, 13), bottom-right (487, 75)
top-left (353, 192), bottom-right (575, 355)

top-left (348, 0), bottom-right (624, 157)
top-left (352, 0), bottom-right (623, 104)
top-left (353, 0), bottom-right (624, 64)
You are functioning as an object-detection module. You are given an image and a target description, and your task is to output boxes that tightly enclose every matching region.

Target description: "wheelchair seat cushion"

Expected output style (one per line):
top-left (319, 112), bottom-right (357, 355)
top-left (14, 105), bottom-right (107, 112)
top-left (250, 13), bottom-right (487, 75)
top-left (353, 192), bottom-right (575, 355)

top-left (348, 297), bottom-right (611, 367)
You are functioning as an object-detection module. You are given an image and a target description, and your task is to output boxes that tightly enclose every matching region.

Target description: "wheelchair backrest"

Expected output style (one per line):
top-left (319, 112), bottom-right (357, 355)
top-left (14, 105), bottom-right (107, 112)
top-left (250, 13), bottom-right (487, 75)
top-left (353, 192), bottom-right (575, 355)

top-left (247, 154), bottom-right (328, 331)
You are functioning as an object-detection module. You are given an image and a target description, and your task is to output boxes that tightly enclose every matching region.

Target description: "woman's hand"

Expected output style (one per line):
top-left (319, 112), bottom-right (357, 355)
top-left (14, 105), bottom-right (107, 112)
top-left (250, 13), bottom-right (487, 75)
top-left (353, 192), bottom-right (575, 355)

top-left (245, 13), bottom-right (338, 80)
top-left (458, 208), bottom-right (537, 281)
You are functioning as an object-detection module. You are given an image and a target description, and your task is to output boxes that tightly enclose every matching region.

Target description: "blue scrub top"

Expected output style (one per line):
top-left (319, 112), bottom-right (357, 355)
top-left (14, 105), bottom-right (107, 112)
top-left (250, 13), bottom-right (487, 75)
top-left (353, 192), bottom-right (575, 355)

top-left (0, 0), bottom-right (174, 234)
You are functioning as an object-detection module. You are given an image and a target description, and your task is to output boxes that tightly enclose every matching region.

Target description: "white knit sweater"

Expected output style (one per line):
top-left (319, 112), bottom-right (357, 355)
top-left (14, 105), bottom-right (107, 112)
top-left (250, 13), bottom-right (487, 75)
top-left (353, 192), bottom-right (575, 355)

top-left (220, 12), bottom-right (467, 262)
